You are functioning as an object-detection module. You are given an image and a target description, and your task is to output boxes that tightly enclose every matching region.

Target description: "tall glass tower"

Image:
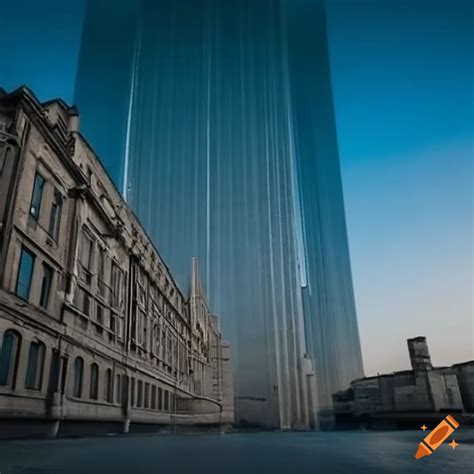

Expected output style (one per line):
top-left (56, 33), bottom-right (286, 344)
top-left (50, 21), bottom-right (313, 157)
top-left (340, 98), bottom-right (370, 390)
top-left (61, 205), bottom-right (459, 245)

top-left (75, 0), bottom-right (363, 429)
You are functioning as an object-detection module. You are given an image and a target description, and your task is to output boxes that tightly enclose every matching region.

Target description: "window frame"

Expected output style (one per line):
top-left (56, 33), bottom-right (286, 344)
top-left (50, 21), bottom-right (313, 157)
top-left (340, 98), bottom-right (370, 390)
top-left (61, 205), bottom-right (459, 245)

top-left (144, 382), bottom-right (150, 409)
top-left (97, 247), bottom-right (107, 299)
top-left (89, 363), bottom-right (99, 400)
top-left (151, 385), bottom-right (157, 410)
top-left (79, 229), bottom-right (94, 284)
top-left (15, 246), bottom-right (36, 301)
top-left (0, 330), bottom-right (21, 388)
top-left (111, 262), bottom-right (124, 309)
top-left (158, 387), bottom-right (163, 410)
top-left (73, 356), bottom-right (84, 398)
top-left (130, 377), bottom-right (136, 406)
top-left (29, 172), bottom-right (45, 221)
top-left (48, 188), bottom-right (63, 242)
top-left (39, 262), bottom-right (53, 309)
top-left (164, 390), bottom-right (169, 411)
top-left (24, 340), bottom-right (46, 391)
top-left (137, 380), bottom-right (143, 408)
top-left (105, 368), bottom-right (113, 403)
top-left (115, 374), bottom-right (121, 404)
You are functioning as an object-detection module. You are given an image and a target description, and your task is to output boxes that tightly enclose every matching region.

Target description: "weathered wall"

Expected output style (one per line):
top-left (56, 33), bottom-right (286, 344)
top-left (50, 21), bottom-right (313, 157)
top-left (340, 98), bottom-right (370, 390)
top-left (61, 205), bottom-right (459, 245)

top-left (0, 87), bottom-right (234, 438)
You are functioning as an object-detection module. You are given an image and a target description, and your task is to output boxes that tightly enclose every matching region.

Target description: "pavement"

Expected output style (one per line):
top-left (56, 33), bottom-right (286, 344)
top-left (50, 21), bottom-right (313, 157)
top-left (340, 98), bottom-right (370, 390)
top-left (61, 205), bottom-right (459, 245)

top-left (0, 429), bottom-right (472, 474)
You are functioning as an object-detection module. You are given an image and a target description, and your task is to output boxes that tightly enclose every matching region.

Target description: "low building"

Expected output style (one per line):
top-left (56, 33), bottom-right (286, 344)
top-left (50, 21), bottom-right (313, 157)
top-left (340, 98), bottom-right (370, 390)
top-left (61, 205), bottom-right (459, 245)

top-left (0, 86), bottom-right (234, 439)
top-left (333, 337), bottom-right (472, 427)
top-left (452, 361), bottom-right (474, 412)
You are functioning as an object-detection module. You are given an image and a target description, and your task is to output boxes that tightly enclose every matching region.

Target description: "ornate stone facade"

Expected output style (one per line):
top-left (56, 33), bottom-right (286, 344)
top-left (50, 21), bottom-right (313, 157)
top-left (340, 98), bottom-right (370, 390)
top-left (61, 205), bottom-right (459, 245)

top-left (0, 86), bottom-right (234, 439)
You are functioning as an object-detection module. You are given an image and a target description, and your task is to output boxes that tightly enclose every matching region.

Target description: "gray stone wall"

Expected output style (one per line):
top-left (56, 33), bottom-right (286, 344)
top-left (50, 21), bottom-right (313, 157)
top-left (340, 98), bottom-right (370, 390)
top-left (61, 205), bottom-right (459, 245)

top-left (452, 362), bottom-right (474, 412)
top-left (0, 86), bottom-right (234, 438)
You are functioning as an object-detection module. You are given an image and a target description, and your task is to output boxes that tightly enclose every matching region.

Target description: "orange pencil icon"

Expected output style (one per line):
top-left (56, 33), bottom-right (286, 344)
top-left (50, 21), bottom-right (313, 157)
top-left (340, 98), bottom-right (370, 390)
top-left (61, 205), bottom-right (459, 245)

top-left (415, 414), bottom-right (459, 459)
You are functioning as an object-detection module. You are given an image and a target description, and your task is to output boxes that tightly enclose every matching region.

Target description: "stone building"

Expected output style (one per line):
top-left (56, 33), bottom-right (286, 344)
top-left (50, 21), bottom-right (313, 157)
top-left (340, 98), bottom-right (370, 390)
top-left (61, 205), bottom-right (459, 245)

top-left (0, 86), bottom-right (234, 439)
top-left (333, 337), bottom-right (473, 426)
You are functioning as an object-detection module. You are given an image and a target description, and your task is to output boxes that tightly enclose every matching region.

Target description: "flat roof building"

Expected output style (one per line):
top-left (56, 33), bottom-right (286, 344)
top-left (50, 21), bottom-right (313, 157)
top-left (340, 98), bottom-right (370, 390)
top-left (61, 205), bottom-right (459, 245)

top-left (333, 337), bottom-right (473, 427)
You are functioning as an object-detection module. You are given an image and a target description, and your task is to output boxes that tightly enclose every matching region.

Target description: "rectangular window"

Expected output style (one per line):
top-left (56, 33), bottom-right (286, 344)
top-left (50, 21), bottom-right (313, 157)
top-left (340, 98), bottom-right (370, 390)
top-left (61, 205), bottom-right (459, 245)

top-left (158, 387), bottom-right (163, 410)
top-left (97, 247), bottom-right (106, 298)
top-left (137, 380), bottom-right (143, 408)
top-left (164, 390), bottom-right (169, 411)
top-left (48, 189), bottom-right (63, 241)
top-left (16, 247), bottom-right (35, 300)
top-left (39, 263), bottom-right (53, 309)
top-left (83, 293), bottom-right (90, 316)
top-left (116, 374), bottom-right (121, 404)
top-left (80, 231), bottom-right (94, 284)
top-left (106, 369), bottom-right (113, 403)
top-left (118, 317), bottom-right (124, 340)
top-left (30, 173), bottom-right (45, 220)
top-left (96, 304), bottom-right (103, 326)
top-left (110, 315), bottom-right (116, 334)
top-left (111, 263), bottom-right (123, 308)
top-left (73, 357), bottom-right (83, 398)
top-left (130, 377), bottom-right (135, 406)
top-left (144, 382), bottom-right (150, 409)
top-left (151, 385), bottom-right (157, 410)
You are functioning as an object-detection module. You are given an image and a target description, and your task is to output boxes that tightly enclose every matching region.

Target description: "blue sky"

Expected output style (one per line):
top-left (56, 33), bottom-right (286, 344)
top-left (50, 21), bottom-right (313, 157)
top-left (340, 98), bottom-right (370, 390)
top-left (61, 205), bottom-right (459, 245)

top-left (326, 0), bottom-right (472, 374)
top-left (0, 0), bottom-right (472, 375)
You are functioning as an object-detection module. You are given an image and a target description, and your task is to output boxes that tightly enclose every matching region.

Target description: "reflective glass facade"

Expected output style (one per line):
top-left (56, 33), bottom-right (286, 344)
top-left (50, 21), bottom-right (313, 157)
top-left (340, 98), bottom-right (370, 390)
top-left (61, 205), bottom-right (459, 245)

top-left (75, 0), bottom-right (363, 428)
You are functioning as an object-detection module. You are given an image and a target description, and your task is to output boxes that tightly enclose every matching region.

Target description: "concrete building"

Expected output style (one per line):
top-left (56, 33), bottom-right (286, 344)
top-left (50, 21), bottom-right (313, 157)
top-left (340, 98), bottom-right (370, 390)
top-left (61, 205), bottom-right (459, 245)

top-left (0, 86), bottom-right (234, 439)
top-left (333, 337), bottom-right (473, 426)
top-left (452, 361), bottom-right (474, 413)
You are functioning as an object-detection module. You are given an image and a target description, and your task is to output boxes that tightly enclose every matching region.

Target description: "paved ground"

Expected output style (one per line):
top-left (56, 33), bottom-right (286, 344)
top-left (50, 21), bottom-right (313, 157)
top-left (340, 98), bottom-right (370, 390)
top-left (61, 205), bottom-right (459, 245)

top-left (0, 430), bottom-right (472, 474)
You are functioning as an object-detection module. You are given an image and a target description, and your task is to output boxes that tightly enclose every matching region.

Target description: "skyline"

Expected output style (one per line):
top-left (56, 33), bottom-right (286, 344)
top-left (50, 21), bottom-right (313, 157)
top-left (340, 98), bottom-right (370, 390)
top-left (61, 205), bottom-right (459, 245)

top-left (0, 0), bottom-right (471, 378)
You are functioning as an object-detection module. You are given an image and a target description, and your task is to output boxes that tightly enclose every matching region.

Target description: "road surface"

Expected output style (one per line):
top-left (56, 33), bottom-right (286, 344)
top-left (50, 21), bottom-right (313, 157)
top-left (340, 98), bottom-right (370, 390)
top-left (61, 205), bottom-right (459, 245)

top-left (0, 429), bottom-right (472, 474)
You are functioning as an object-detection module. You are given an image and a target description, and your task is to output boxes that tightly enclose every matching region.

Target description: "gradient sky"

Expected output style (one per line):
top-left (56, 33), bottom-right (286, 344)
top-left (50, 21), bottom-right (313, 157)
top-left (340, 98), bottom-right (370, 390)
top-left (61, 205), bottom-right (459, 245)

top-left (0, 0), bottom-right (472, 376)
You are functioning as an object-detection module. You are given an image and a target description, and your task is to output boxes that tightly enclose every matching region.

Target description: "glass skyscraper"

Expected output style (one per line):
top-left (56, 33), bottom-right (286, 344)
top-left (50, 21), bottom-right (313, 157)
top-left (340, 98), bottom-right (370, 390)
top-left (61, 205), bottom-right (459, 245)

top-left (75, 0), bottom-right (363, 429)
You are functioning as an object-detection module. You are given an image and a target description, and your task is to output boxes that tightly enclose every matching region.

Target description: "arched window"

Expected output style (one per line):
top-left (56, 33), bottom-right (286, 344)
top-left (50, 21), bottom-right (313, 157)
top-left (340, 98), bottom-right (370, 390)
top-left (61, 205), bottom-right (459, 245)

top-left (25, 340), bottom-right (45, 390)
top-left (105, 368), bottom-right (113, 403)
top-left (90, 363), bottom-right (99, 400)
top-left (0, 330), bottom-right (21, 387)
top-left (73, 357), bottom-right (84, 398)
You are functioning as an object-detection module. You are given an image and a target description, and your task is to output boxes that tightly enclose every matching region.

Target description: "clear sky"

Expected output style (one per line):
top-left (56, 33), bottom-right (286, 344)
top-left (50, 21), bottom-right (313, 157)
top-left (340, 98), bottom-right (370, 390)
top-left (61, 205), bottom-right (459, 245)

top-left (0, 0), bottom-right (472, 376)
top-left (326, 0), bottom-right (473, 375)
